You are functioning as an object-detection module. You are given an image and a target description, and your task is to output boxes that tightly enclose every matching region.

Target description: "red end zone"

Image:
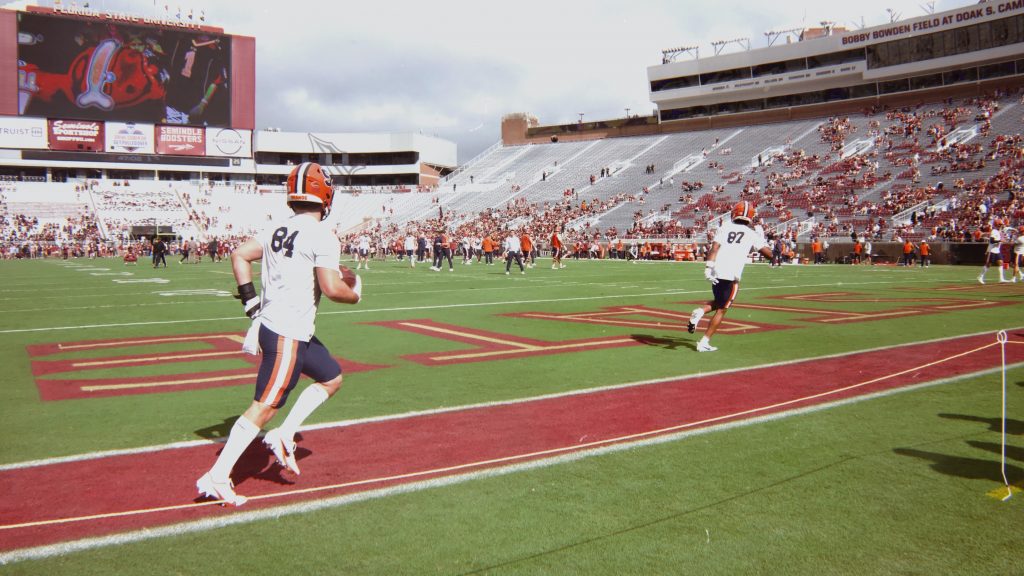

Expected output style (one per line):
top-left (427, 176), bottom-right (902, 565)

top-left (1, 330), bottom-right (1021, 555)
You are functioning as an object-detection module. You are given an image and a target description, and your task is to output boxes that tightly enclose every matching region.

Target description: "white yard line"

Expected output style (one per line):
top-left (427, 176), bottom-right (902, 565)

top-left (0, 278), bottom-right (969, 335)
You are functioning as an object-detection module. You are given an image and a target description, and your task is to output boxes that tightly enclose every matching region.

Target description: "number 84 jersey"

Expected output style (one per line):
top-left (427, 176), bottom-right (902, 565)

top-left (259, 213), bottom-right (341, 342)
top-left (713, 220), bottom-right (768, 282)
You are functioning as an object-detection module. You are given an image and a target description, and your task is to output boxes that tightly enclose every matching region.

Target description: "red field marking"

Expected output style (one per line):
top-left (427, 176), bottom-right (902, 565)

top-left (927, 284), bottom-right (1021, 292)
top-left (504, 305), bottom-right (787, 335)
top-left (27, 333), bottom-right (387, 401)
top-left (714, 291), bottom-right (1015, 325)
top-left (1, 331), bottom-right (1021, 554)
top-left (364, 319), bottom-right (650, 366)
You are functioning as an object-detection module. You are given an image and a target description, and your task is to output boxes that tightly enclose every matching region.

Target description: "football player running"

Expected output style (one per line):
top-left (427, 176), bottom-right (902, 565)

top-left (688, 201), bottom-right (774, 352)
top-left (197, 162), bottom-right (362, 506)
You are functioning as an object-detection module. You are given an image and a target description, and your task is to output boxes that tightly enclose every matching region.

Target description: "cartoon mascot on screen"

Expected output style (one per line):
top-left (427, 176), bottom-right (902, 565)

top-left (18, 26), bottom-right (167, 116)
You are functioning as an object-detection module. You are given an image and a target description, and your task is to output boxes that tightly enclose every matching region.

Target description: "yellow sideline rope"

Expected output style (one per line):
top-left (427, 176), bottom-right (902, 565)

top-left (0, 339), bottom-right (1012, 532)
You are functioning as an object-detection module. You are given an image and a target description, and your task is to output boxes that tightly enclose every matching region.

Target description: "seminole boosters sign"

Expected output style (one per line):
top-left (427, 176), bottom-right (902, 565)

top-left (156, 125), bottom-right (205, 156)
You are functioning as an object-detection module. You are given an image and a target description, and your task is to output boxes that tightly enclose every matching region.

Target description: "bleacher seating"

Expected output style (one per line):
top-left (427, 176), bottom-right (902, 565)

top-left (1, 90), bottom-right (1021, 259)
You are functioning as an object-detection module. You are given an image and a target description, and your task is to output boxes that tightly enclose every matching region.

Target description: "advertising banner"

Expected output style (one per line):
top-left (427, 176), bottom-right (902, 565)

top-left (155, 125), bottom-right (206, 156)
top-left (205, 127), bottom-right (251, 158)
top-left (48, 119), bottom-right (103, 151)
top-left (105, 121), bottom-right (155, 153)
top-left (0, 117), bottom-right (47, 149)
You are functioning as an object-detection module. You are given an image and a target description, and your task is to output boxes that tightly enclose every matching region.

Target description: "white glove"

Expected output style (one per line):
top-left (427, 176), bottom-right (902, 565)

top-left (704, 263), bottom-right (718, 285)
top-left (352, 274), bottom-right (363, 302)
top-left (242, 317), bottom-right (261, 355)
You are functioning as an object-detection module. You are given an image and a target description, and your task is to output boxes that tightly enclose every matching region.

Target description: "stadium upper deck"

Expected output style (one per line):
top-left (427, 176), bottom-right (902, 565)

top-left (648, 1), bottom-right (1024, 122)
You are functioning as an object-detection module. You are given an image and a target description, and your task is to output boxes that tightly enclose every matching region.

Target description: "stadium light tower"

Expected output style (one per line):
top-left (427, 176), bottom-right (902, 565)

top-left (765, 27), bottom-right (804, 47)
top-left (711, 37), bottom-right (751, 56)
top-left (578, 113), bottom-right (585, 124)
top-left (660, 45), bottom-right (699, 63)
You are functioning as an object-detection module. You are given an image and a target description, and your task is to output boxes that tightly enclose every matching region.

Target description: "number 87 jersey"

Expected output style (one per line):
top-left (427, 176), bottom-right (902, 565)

top-left (712, 219), bottom-right (769, 282)
top-left (258, 212), bottom-right (342, 342)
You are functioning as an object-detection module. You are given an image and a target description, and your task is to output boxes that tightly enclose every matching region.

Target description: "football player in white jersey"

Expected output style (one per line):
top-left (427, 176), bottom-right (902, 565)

top-left (197, 163), bottom-right (363, 506)
top-left (688, 201), bottom-right (774, 352)
top-left (1012, 225), bottom-right (1023, 283)
top-left (978, 220), bottom-right (1007, 284)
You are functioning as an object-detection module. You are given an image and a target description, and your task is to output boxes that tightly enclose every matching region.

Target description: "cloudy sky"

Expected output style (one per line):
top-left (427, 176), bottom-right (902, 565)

top-left (94, 0), bottom-right (973, 162)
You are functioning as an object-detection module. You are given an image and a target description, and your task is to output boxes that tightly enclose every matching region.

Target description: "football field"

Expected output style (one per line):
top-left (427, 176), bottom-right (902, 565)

top-left (0, 256), bottom-right (1021, 574)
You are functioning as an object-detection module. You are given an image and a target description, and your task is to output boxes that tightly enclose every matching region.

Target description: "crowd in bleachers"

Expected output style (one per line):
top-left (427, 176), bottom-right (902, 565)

top-left (0, 90), bottom-right (1021, 262)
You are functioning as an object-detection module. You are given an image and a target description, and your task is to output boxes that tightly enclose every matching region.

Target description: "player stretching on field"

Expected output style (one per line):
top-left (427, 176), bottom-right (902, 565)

top-left (688, 201), bottom-right (774, 352)
top-left (196, 162), bottom-right (362, 506)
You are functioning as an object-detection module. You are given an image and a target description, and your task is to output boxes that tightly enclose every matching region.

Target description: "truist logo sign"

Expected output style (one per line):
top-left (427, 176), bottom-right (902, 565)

top-left (0, 127), bottom-right (44, 137)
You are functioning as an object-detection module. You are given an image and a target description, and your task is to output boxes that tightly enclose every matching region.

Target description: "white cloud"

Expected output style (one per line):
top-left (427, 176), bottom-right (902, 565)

top-left (95, 0), bottom-right (977, 161)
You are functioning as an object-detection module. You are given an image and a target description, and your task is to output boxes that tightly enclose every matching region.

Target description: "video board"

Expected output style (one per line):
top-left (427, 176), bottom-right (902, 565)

top-left (16, 10), bottom-right (231, 127)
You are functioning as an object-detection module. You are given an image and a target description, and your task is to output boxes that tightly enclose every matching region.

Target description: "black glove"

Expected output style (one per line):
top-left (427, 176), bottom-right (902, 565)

top-left (236, 282), bottom-right (260, 319)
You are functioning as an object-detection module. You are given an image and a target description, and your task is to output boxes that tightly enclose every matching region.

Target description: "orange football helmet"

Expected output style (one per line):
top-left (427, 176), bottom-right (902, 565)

top-left (287, 162), bottom-right (334, 219)
top-left (731, 201), bottom-right (756, 225)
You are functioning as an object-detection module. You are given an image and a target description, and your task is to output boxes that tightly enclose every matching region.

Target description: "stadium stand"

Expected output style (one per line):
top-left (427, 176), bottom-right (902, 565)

top-left (1, 90), bottom-right (1020, 263)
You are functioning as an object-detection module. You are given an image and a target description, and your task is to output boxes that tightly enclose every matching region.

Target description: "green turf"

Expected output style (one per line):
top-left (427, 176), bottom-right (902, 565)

top-left (0, 256), bottom-right (1020, 573)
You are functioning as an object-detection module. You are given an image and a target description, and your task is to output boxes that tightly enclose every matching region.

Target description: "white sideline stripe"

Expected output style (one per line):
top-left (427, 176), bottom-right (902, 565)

top-left (0, 364), bottom-right (1012, 566)
top-left (0, 278), bottom-right (964, 334)
top-left (2, 326), bottom-right (1019, 472)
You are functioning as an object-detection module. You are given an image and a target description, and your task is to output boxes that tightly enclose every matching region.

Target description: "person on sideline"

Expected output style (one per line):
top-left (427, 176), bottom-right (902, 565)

top-left (978, 221), bottom-right (1007, 284)
top-left (1012, 226), bottom-right (1023, 282)
top-left (505, 230), bottom-right (526, 275)
top-left (196, 163), bottom-right (362, 506)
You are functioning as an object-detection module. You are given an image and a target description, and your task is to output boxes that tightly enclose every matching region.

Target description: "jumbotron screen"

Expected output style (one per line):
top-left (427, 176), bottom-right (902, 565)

top-left (17, 11), bottom-right (232, 126)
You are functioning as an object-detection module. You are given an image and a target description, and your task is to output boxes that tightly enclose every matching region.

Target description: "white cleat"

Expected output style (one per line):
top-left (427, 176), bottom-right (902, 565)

top-left (263, 428), bottom-right (300, 475)
top-left (978, 276), bottom-right (985, 284)
top-left (696, 341), bottom-right (718, 353)
top-left (196, 472), bottom-right (247, 506)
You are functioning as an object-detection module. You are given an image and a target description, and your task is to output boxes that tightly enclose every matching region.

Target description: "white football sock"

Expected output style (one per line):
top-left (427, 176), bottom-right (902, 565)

top-left (210, 415), bottom-right (260, 482)
top-left (690, 308), bottom-right (705, 324)
top-left (279, 384), bottom-right (330, 443)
